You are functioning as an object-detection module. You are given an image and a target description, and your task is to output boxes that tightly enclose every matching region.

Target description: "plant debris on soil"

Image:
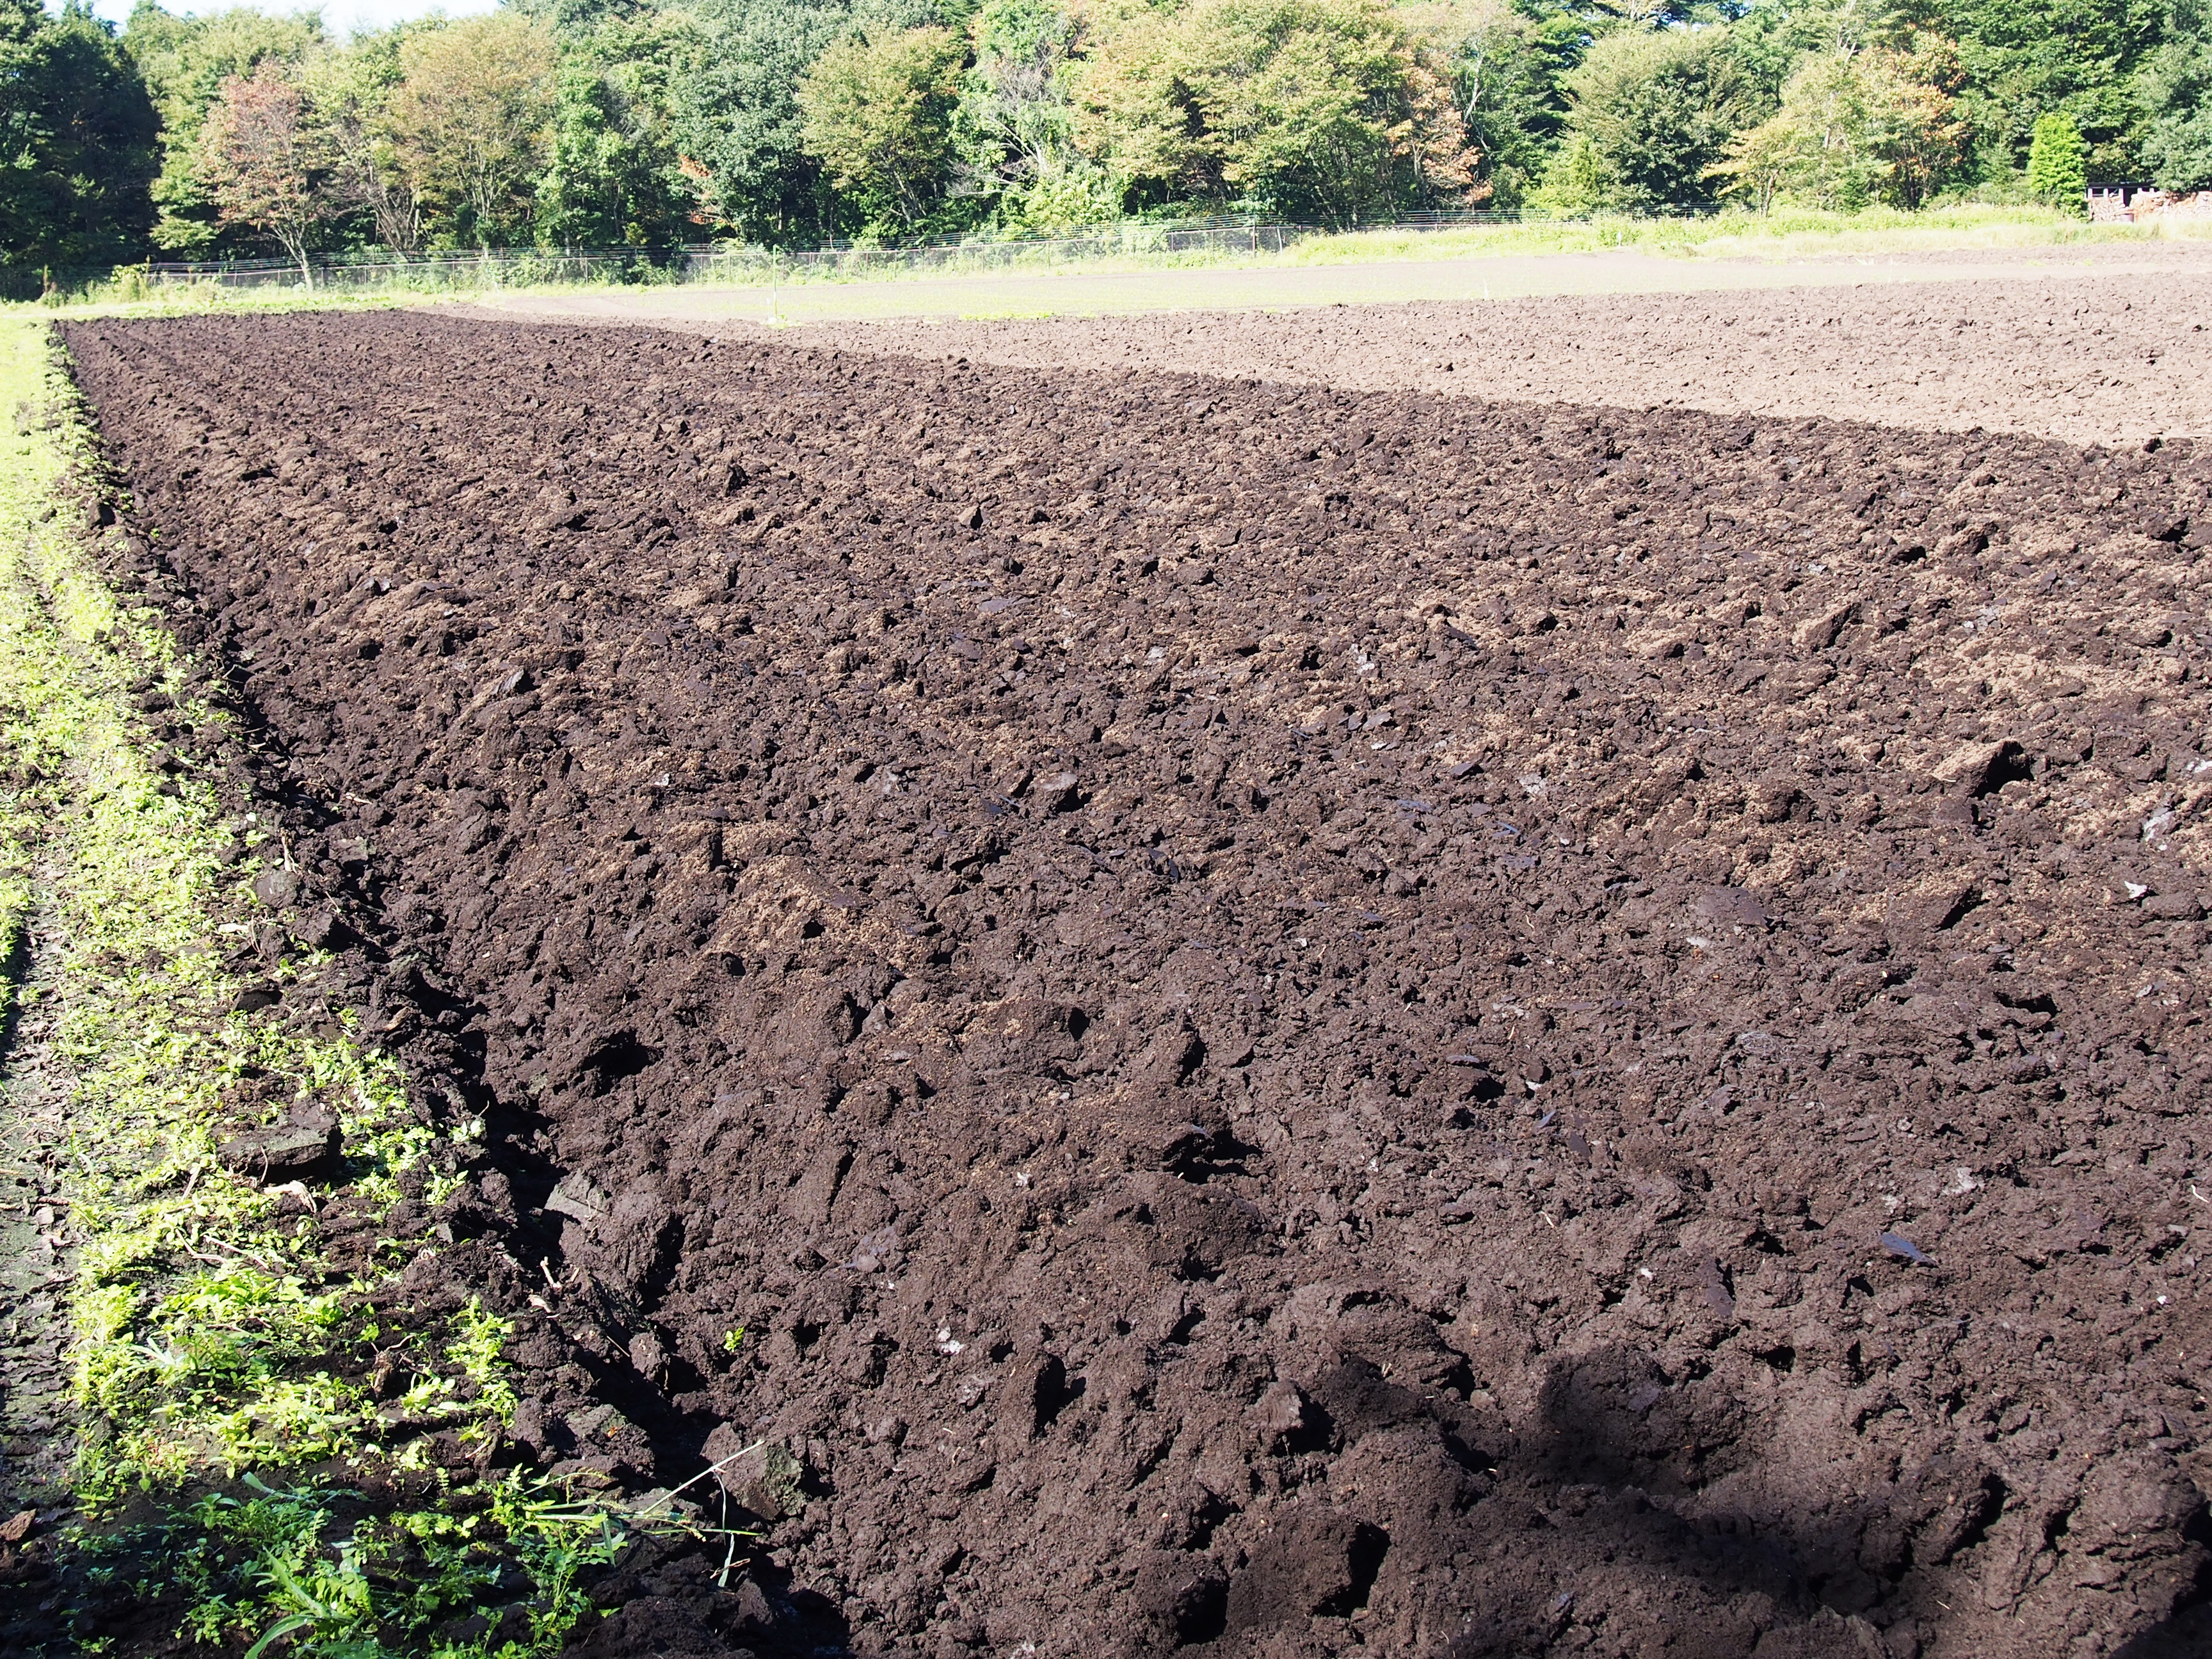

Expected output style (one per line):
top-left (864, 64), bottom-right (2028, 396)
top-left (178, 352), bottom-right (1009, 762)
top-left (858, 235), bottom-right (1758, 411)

top-left (49, 309), bottom-right (2212, 1658)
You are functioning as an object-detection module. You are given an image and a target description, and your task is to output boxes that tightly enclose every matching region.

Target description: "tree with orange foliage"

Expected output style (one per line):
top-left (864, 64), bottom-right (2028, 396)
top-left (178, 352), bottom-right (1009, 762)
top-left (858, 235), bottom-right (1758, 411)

top-left (196, 59), bottom-right (329, 284)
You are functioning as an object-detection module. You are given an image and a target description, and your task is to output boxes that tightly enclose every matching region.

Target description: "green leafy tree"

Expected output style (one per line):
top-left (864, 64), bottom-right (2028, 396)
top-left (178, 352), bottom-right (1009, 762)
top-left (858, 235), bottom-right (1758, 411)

top-left (671, 0), bottom-right (859, 244)
top-left (2138, 0), bottom-right (2212, 189)
top-left (1067, 4), bottom-right (1194, 205)
top-left (1711, 40), bottom-right (1965, 209)
top-left (1533, 127), bottom-right (1609, 209)
top-left (1916, 0), bottom-right (2163, 184)
top-left (1477, 4), bottom-right (1594, 205)
top-left (1708, 103), bottom-right (1795, 205)
top-left (535, 11), bottom-right (704, 246)
top-left (797, 23), bottom-right (965, 236)
top-left (1731, 0), bottom-right (1918, 101)
top-left (1075, 0), bottom-right (1474, 226)
top-left (390, 12), bottom-right (559, 248)
top-left (301, 29), bottom-right (421, 253)
top-left (0, 0), bottom-right (158, 283)
top-left (1410, 0), bottom-right (1592, 207)
top-left (1544, 24), bottom-right (1749, 211)
top-left (952, 0), bottom-right (1118, 228)
top-left (509, 0), bottom-right (659, 31)
top-left (1189, 0), bottom-right (1473, 223)
top-left (123, 3), bottom-right (324, 257)
top-left (197, 58), bottom-right (330, 281)
top-left (2026, 106), bottom-right (2088, 204)
top-left (1879, 33), bottom-right (1973, 202)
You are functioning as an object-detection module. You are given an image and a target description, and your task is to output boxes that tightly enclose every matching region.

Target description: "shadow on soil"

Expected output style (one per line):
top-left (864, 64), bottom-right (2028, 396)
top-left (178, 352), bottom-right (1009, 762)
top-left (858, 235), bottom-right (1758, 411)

top-left (1415, 1354), bottom-right (2212, 1659)
top-left (0, 918), bottom-right (29, 1071)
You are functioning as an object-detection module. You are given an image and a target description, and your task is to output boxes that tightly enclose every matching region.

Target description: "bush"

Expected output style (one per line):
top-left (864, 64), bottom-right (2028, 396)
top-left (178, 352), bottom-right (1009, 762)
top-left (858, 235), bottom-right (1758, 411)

top-left (1531, 131), bottom-right (1608, 215)
top-left (1549, 26), bottom-right (1747, 214)
top-left (2026, 109), bottom-right (2087, 211)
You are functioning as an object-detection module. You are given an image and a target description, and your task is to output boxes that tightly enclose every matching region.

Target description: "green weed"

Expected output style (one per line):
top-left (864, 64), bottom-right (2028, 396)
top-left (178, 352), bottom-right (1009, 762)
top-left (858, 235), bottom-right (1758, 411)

top-left (148, 1470), bottom-right (638, 1658)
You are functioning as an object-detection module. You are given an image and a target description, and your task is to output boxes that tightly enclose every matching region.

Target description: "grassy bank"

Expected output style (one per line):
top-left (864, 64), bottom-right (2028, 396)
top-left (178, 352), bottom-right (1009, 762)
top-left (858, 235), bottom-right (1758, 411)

top-left (0, 317), bottom-right (680, 1656)
top-left (22, 285), bottom-right (419, 323)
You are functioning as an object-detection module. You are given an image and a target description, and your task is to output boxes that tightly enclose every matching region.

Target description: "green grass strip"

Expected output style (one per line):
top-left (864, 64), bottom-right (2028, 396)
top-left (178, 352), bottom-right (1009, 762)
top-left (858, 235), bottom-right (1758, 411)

top-left (0, 317), bottom-right (684, 1658)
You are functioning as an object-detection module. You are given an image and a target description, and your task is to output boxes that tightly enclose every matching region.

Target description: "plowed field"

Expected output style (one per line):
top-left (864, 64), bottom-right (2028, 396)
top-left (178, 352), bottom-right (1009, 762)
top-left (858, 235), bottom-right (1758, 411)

top-left (61, 311), bottom-right (2212, 1659)
top-left (797, 258), bottom-right (2212, 452)
top-left (481, 240), bottom-right (2212, 450)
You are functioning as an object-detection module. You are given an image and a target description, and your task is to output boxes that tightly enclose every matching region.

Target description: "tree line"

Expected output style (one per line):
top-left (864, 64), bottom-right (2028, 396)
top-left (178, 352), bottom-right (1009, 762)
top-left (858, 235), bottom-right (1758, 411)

top-left (1, 0), bottom-right (2208, 277)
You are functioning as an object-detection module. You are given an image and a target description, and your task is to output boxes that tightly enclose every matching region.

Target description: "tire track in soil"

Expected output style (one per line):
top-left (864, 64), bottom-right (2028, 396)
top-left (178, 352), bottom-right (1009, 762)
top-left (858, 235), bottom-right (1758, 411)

top-left (60, 311), bottom-right (2212, 1659)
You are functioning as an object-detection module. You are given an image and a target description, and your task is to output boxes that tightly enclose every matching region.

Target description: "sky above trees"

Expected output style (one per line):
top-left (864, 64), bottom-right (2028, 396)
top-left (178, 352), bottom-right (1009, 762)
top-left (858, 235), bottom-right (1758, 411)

top-left (85, 0), bottom-right (497, 31)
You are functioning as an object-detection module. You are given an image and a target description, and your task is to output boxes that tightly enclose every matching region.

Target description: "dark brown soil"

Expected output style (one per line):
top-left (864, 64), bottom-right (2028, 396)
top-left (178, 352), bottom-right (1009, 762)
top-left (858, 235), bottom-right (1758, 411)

top-left (58, 310), bottom-right (2212, 1659)
top-left (0, 920), bottom-right (78, 1522)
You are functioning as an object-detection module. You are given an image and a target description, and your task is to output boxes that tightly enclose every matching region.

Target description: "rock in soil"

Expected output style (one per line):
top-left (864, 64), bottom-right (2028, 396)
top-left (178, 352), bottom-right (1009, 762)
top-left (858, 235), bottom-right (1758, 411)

top-left (60, 311), bottom-right (2212, 1659)
top-left (217, 1119), bottom-right (340, 1184)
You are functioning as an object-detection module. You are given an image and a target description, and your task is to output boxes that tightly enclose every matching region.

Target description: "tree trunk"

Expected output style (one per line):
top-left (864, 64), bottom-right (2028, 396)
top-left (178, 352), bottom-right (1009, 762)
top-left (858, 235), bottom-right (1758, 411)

top-left (277, 223), bottom-right (313, 291)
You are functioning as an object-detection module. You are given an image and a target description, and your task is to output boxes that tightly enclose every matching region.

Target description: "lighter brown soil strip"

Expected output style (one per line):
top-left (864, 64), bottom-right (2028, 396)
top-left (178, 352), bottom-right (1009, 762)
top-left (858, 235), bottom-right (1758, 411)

top-left (793, 249), bottom-right (2212, 452)
top-left (462, 241), bottom-right (2212, 451)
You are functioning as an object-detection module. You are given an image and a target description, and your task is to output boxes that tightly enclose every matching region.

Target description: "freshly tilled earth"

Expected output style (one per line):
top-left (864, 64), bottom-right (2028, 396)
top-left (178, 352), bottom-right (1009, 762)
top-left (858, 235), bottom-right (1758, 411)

top-left (791, 252), bottom-right (2212, 451)
top-left (60, 311), bottom-right (2212, 1659)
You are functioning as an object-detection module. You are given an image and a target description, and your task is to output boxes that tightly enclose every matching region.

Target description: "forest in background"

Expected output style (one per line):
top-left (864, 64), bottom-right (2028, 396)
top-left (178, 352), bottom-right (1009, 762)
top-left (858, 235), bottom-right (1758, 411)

top-left (0, 0), bottom-right (2207, 276)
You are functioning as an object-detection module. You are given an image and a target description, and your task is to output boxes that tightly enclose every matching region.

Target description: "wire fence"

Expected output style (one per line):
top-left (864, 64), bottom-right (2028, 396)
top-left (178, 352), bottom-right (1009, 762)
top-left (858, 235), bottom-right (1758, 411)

top-left (107, 209), bottom-right (1605, 297)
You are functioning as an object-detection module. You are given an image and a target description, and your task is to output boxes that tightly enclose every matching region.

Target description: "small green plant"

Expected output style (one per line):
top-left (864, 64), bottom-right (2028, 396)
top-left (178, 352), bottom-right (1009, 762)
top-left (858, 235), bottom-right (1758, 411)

top-left (157, 1470), bottom-right (648, 1658)
top-left (720, 1326), bottom-right (747, 1354)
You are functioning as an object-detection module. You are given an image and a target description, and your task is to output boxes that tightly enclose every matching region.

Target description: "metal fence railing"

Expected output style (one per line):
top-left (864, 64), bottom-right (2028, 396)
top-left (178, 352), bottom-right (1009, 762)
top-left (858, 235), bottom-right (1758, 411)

top-left (115, 209), bottom-right (1591, 296)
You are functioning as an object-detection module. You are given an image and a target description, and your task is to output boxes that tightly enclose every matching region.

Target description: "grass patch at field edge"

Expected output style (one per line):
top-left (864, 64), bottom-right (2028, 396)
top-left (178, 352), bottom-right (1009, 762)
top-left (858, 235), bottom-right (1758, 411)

top-left (0, 317), bottom-right (716, 1658)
